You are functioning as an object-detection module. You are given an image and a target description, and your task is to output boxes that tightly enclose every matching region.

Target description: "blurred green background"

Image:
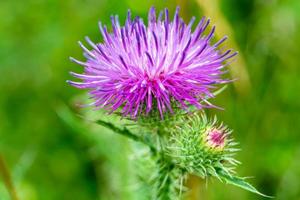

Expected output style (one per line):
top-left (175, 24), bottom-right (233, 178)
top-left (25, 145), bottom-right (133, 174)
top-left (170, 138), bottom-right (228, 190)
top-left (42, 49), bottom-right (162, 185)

top-left (1, 0), bottom-right (300, 199)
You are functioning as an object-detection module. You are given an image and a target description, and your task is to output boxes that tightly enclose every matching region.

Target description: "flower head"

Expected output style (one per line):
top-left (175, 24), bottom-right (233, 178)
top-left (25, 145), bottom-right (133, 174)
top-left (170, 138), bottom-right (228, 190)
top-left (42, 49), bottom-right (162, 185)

top-left (68, 7), bottom-right (236, 118)
top-left (166, 113), bottom-right (238, 178)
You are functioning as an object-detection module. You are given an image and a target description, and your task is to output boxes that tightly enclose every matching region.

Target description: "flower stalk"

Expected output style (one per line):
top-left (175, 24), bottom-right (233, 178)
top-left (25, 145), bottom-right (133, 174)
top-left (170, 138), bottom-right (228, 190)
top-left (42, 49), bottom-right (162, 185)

top-left (0, 154), bottom-right (19, 200)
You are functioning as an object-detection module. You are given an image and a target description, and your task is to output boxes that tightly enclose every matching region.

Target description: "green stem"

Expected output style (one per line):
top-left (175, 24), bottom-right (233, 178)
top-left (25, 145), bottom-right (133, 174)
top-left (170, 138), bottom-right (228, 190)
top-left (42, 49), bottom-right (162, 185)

top-left (0, 154), bottom-right (18, 200)
top-left (96, 120), bottom-right (157, 153)
top-left (154, 135), bottom-right (177, 200)
top-left (155, 158), bottom-right (177, 200)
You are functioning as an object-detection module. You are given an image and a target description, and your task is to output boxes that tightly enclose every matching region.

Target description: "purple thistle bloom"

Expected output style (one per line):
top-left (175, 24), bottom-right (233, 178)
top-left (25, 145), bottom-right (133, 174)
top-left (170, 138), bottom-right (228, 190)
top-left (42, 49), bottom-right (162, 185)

top-left (68, 7), bottom-right (237, 118)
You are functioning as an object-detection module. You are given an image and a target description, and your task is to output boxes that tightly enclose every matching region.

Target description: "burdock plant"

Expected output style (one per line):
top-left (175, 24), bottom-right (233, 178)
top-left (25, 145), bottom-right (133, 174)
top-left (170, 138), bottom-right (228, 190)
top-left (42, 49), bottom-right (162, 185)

top-left (68, 7), bottom-right (270, 199)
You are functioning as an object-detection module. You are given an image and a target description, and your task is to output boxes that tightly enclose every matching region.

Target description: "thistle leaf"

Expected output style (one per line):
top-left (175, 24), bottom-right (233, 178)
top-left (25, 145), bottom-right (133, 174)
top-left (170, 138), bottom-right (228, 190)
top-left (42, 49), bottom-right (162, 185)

top-left (95, 119), bottom-right (157, 153)
top-left (216, 168), bottom-right (273, 198)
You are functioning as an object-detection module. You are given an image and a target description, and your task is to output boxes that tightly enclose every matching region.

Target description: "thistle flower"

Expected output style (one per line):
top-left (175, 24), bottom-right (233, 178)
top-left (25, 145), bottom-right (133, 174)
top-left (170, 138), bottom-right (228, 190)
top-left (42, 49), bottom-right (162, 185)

top-left (68, 7), bottom-right (237, 118)
top-left (166, 114), bottom-right (238, 178)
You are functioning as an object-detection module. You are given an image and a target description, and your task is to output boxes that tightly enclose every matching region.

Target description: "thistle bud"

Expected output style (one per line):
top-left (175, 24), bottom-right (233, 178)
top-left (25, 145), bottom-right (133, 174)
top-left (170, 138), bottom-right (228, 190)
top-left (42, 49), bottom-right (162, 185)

top-left (166, 113), bottom-right (238, 178)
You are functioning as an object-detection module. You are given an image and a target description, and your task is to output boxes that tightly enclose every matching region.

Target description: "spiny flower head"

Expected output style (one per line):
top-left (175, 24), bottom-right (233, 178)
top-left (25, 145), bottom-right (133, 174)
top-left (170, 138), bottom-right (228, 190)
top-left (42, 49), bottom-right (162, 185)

top-left (166, 113), bottom-right (239, 178)
top-left (68, 7), bottom-right (237, 118)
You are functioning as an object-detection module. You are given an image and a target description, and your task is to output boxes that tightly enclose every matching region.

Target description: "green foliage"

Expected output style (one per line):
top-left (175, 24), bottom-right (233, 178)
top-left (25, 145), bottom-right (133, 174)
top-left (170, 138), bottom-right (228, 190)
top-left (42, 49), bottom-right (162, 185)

top-left (94, 111), bottom-right (269, 198)
top-left (152, 160), bottom-right (177, 200)
top-left (217, 168), bottom-right (272, 198)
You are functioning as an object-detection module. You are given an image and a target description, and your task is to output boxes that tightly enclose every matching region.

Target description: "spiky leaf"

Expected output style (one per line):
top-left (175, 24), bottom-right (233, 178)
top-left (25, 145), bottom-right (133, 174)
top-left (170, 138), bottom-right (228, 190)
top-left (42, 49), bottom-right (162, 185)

top-left (216, 168), bottom-right (272, 198)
